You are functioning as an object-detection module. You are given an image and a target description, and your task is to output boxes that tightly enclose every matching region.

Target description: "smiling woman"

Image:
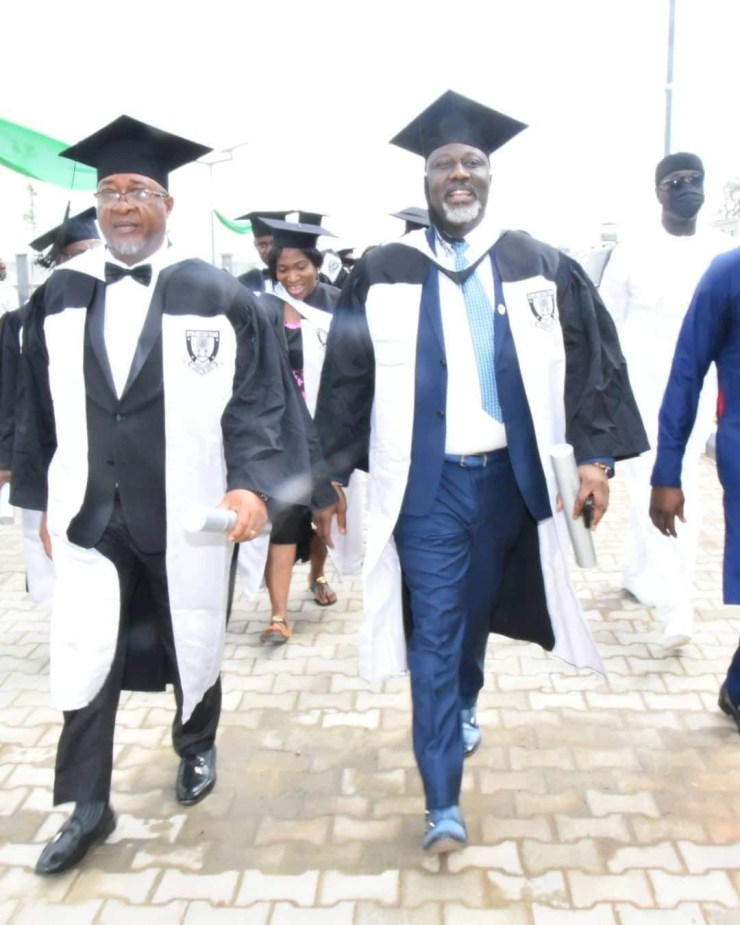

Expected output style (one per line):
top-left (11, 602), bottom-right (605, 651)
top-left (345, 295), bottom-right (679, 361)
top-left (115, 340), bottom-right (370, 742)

top-left (248, 217), bottom-right (343, 643)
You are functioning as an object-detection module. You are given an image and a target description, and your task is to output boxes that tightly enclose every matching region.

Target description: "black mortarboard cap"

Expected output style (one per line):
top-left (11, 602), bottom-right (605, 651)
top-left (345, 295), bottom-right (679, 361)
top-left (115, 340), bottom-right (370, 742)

top-left (236, 210), bottom-right (291, 237)
top-left (29, 206), bottom-right (99, 254)
top-left (296, 211), bottom-right (325, 227)
top-left (390, 90), bottom-right (527, 160)
top-left (60, 115), bottom-right (212, 189)
top-left (391, 206), bottom-right (431, 233)
top-left (260, 218), bottom-right (335, 250)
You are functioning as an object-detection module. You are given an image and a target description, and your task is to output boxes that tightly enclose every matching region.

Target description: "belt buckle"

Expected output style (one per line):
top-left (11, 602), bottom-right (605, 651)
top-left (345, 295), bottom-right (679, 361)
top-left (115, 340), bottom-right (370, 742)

top-left (481, 452), bottom-right (488, 467)
top-left (460, 455), bottom-right (468, 468)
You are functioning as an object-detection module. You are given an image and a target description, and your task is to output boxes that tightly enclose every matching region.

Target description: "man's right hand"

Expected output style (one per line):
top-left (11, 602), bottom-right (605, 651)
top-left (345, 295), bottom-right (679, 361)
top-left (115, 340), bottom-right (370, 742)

top-left (649, 486), bottom-right (685, 538)
top-left (0, 470), bottom-right (10, 487)
top-left (313, 483), bottom-right (347, 548)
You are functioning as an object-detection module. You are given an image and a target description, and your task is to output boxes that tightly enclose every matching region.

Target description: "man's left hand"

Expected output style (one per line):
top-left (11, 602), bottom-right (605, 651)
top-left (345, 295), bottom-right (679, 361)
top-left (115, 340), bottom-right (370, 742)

top-left (573, 463), bottom-right (610, 529)
top-left (649, 485), bottom-right (685, 538)
top-left (217, 489), bottom-right (268, 543)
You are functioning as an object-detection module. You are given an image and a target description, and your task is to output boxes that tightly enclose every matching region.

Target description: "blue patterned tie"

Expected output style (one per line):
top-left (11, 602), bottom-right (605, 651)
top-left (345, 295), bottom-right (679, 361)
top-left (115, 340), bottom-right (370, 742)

top-left (453, 240), bottom-right (502, 421)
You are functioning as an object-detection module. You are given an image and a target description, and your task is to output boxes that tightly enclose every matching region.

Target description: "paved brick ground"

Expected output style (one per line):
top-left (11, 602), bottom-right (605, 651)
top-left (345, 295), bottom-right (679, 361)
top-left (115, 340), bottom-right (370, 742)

top-left (0, 457), bottom-right (738, 923)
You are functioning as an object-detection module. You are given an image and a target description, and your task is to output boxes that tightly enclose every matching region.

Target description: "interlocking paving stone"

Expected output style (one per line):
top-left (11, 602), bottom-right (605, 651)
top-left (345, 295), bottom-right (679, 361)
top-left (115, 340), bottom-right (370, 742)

top-left (0, 457), bottom-right (738, 923)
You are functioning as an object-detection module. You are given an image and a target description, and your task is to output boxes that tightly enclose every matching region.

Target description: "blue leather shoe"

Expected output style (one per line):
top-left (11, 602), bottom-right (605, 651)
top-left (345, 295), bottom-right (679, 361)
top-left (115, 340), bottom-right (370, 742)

top-left (422, 805), bottom-right (467, 854)
top-left (461, 707), bottom-right (481, 757)
top-left (719, 682), bottom-right (740, 734)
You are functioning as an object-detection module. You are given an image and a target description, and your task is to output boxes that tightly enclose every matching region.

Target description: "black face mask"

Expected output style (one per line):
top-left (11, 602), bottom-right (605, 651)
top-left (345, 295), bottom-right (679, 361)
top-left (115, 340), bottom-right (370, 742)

top-left (668, 185), bottom-right (704, 219)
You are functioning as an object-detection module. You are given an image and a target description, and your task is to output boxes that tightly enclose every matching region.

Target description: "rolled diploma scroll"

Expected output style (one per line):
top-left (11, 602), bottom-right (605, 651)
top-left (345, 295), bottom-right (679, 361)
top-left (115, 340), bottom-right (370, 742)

top-left (0, 482), bottom-right (14, 525)
top-left (549, 444), bottom-right (597, 569)
top-left (183, 506), bottom-right (237, 534)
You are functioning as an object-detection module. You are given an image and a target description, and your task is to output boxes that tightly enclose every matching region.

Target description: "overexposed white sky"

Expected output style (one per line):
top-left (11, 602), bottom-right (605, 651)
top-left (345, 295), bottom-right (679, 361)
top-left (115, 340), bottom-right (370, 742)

top-left (2, 0), bottom-right (739, 266)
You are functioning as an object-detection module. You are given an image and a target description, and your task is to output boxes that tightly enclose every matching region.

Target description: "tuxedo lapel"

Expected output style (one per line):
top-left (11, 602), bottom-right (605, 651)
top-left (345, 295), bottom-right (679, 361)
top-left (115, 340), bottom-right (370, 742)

top-left (120, 270), bottom-right (166, 398)
top-left (85, 280), bottom-right (117, 400)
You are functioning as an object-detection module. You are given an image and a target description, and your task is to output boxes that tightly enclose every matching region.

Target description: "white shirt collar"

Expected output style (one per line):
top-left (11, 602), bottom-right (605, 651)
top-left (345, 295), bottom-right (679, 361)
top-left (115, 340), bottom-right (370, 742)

top-left (61, 239), bottom-right (182, 282)
top-left (400, 214), bottom-right (501, 270)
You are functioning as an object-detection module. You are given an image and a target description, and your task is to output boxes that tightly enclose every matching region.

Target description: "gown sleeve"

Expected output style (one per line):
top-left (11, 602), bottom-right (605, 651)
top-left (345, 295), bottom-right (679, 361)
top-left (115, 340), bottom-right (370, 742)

top-left (0, 309), bottom-right (21, 470)
top-left (313, 260), bottom-right (376, 480)
top-left (11, 287), bottom-right (56, 511)
top-left (557, 254), bottom-right (649, 462)
top-left (221, 287), bottom-right (320, 510)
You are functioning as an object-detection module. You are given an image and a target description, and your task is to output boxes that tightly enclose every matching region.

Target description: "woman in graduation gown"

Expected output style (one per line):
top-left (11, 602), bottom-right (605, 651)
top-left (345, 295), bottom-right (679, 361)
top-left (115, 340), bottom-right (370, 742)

top-left (250, 218), bottom-right (362, 642)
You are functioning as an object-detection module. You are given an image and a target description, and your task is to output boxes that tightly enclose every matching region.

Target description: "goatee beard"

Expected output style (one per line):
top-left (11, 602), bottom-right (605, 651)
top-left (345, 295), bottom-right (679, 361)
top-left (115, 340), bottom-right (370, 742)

top-left (442, 200), bottom-right (482, 226)
top-left (109, 238), bottom-right (144, 257)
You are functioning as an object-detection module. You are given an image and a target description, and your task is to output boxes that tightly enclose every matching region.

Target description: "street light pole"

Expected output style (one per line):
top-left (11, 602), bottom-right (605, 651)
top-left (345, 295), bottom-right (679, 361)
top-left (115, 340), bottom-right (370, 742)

top-left (664, 0), bottom-right (676, 156)
top-left (198, 143), bottom-right (248, 265)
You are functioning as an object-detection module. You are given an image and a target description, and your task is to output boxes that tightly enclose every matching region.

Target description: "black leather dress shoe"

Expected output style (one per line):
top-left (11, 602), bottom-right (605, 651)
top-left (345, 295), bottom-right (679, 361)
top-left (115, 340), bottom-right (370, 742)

top-left (176, 745), bottom-right (216, 805)
top-left (35, 805), bottom-right (116, 875)
top-left (718, 682), bottom-right (740, 733)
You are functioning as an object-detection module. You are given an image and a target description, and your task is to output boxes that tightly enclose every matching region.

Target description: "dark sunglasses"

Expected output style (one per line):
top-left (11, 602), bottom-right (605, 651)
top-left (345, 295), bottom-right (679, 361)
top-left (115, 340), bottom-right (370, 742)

top-left (658, 172), bottom-right (704, 191)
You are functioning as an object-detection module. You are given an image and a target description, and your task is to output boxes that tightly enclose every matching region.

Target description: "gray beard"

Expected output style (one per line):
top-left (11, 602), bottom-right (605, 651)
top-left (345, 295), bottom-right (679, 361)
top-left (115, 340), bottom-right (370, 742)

top-left (108, 238), bottom-right (144, 257)
top-left (442, 200), bottom-right (482, 226)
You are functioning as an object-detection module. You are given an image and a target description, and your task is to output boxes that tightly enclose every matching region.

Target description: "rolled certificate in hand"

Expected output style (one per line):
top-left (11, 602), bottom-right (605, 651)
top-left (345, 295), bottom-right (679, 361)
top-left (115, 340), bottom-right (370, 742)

top-left (550, 443), bottom-right (597, 569)
top-left (0, 482), bottom-right (13, 525)
top-left (183, 505), bottom-right (237, 534)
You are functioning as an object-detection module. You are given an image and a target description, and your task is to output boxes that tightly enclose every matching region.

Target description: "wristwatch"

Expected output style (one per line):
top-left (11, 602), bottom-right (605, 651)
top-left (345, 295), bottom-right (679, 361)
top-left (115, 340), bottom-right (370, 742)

top-left (590, 461), bottom-right (614, 477)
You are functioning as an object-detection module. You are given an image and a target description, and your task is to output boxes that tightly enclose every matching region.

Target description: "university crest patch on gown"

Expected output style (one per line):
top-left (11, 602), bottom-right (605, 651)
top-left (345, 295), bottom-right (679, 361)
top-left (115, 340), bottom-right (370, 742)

top-left (526, 289), bottom-right (557, 331)
top-left (186, 329), bottom-right (220, 374)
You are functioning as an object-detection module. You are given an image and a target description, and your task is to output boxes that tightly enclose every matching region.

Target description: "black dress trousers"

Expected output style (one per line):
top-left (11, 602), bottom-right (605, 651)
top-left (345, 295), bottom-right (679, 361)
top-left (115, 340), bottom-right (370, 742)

top-left (53, 497), bottom-right (221, 805)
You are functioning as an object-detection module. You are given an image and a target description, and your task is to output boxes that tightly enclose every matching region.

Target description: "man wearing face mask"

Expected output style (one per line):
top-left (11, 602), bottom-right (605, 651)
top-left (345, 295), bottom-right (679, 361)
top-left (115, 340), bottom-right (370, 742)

top-left (600, 152), bottom-right (735, 650)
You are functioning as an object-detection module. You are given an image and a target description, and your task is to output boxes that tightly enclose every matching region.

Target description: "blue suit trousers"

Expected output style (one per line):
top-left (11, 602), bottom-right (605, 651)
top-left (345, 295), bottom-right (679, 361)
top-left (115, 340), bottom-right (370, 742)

top-left (394, 449), bottom-right (530, 810)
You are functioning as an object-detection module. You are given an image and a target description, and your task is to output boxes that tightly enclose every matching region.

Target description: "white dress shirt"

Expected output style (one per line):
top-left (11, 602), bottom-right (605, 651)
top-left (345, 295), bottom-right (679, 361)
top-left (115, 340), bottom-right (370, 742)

top-left (103, 243), bottom-right (175, 397)
top-left (436, 218), bottom-right (508, 455)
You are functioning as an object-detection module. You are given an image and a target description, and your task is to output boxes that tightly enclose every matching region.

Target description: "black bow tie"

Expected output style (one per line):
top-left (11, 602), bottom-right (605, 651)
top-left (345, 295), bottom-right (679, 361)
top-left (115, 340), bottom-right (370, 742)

top-left (104, 262), bottom-right (152, 286)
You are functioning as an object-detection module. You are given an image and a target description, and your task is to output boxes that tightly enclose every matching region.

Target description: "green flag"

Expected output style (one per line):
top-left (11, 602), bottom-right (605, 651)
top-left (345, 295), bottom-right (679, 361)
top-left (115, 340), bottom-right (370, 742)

top-left (0, 118), bottom-right (97, 190)
top-left (214, 210), bottom-right (253, 234)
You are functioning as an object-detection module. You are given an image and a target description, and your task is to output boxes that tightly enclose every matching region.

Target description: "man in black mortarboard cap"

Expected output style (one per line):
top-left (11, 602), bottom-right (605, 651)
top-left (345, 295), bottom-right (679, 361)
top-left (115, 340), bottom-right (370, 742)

top-left (600, 152), bottom-right (734, 654)
top-left (30, 206), bottom-right (101, 269)
top-left (235, 210), bottom-right (290, 293)
top-left (12, 115), bottom-right (326, 875)
top-left (313, 89), bottom-right (648, 854)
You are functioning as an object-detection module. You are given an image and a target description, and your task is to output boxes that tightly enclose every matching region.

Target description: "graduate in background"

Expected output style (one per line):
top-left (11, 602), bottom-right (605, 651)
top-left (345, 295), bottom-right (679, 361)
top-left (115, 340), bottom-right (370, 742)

top-left (235, 210), bottom-right (290, 293)
top-left (236, 218), bottom-right (364, 642)
top-left (391, 205), bottom-right (431, 235)
top-left (0, 207), bottom-right (103, 606)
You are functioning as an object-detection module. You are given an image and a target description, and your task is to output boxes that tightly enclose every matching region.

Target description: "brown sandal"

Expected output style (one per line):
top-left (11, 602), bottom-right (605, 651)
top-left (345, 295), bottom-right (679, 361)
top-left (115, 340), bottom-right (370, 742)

top-left (309, 575), bottom-right (337, 606)
top-left (260, 615), bottom-right (292, 645)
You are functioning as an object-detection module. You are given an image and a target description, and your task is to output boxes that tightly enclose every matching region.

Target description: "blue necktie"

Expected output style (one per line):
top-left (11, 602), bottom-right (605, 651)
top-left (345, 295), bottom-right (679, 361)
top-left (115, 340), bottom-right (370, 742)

top-left (453, 240), bottom-right (502, 421)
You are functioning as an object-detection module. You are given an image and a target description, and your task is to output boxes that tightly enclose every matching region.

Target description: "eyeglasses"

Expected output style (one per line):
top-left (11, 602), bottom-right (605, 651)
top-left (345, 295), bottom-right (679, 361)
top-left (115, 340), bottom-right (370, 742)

top-left (94, 188), bottom-right (169, 205)
top-left (658, 172), bottom-right (703, 191)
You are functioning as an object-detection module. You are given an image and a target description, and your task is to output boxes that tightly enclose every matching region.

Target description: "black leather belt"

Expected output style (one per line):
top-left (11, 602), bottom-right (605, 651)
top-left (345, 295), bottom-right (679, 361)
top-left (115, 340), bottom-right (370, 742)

top-left (443, 449), bottom-right (508, 468)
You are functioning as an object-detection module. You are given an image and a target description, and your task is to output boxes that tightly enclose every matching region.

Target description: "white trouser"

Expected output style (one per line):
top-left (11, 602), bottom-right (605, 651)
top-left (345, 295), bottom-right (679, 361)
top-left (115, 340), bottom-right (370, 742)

top-left (621, 447), bottom-right (701, 634)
